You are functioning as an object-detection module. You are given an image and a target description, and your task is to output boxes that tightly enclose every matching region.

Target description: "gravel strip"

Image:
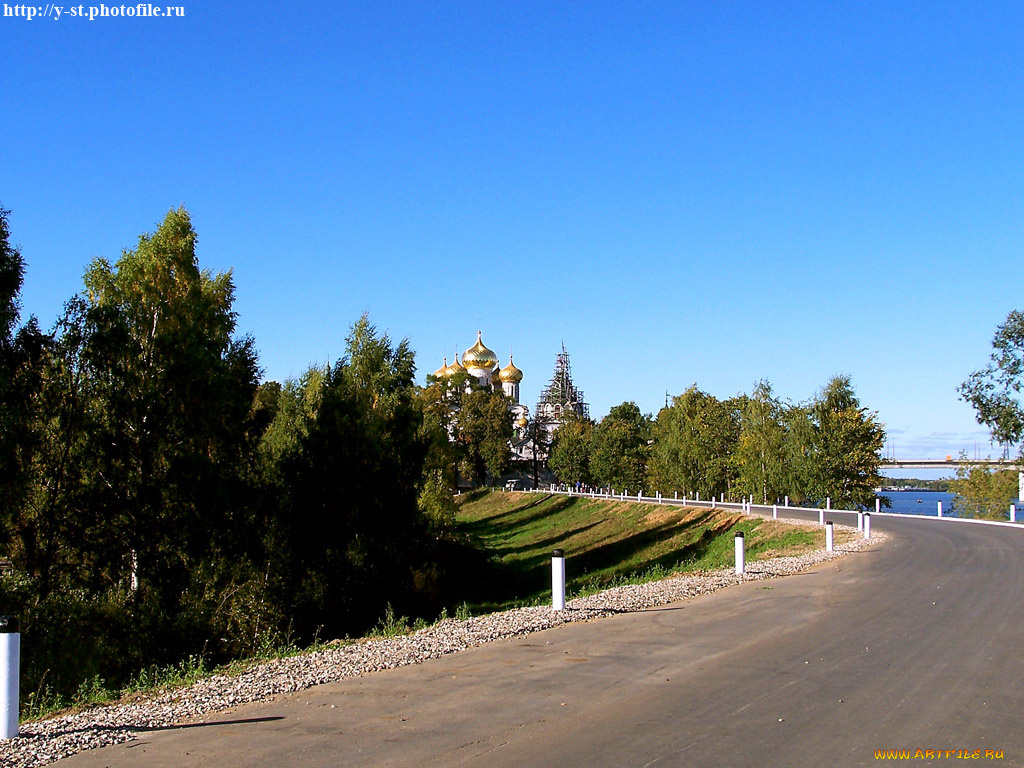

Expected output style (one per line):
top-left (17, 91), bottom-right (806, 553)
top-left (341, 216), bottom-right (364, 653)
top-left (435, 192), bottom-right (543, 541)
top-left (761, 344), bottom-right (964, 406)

top-left (0, 519), bottom-right (885, 767)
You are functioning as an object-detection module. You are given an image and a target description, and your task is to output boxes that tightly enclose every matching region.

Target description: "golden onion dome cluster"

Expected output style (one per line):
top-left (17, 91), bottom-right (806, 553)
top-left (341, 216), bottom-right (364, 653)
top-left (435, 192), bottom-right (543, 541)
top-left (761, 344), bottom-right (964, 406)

top-left (462, 331), bottom-right (498, 371)
top-left (498, 356), bottom-right (524, 383)
top-left (432, 357), bottom-right (449, 378)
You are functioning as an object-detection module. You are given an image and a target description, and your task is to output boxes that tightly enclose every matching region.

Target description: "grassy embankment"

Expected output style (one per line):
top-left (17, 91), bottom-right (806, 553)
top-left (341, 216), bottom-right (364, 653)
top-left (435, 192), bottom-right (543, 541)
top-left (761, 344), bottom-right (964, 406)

top-left (452, 490), bottom-right (831, 613)
top-left (21, 490), bottom-right (831, 722)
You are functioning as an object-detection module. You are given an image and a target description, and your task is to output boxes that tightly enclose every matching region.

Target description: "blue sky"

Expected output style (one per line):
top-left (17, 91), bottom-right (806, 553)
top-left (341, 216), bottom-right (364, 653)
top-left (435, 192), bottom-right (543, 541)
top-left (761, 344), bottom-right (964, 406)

top-left (2, 1), bottom-right (1022, 469)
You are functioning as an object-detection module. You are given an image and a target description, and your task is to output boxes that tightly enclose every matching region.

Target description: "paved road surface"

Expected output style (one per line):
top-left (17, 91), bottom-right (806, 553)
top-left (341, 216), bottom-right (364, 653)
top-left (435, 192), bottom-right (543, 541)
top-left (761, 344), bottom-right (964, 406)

top-left (58, 512), bottom-right (1024, 767)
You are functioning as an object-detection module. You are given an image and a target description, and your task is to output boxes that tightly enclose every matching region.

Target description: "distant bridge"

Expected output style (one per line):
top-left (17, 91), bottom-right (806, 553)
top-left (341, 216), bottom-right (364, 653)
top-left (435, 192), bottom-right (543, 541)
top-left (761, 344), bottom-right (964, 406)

top-left (883, 458), bottom-right (1023, 497)
top-left (882, 458), bottom-right (1021, 470)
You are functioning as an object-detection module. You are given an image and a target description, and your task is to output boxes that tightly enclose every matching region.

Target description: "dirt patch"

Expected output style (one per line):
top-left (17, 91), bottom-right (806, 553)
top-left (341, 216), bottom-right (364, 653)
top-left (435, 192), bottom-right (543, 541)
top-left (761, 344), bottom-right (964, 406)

top-left (643, 508), bottom-right (681, 525)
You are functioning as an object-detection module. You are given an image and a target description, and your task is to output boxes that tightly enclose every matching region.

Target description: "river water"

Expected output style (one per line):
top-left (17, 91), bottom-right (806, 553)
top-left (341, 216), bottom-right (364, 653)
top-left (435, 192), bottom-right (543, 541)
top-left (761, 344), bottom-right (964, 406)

top-left (878, 490), bottom-right (957, 516)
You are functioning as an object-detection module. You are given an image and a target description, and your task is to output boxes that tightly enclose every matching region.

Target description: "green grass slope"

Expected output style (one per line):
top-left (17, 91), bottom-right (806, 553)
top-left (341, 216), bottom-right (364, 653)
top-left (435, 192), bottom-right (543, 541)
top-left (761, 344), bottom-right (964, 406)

top-left (454, 490), bottom-right (822, 612)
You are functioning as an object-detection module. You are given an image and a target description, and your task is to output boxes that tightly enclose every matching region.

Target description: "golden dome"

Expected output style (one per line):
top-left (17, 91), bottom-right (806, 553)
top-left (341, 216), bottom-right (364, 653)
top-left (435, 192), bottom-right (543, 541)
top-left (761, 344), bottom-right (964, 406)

top-left (462, 331), bottom-right (498, 371)
top-left (498, 355), bottom-right (523, 383)
top-left (432, 357), bottom-right (449, 379)
top-left (516, 414), bottom-right (528, 428)
top-left (446, 354), bottom-right (466, 376)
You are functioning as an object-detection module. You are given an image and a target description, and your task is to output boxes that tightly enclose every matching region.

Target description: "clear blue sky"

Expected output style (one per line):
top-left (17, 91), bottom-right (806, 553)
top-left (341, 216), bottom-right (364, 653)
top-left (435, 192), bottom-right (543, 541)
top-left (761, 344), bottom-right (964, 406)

top-left (3, 1), bottom-right (1022, 468)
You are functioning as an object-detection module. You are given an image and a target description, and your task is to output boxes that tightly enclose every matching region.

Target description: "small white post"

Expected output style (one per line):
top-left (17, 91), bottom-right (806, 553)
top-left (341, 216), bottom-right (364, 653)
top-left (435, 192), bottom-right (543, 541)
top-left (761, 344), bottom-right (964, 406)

top-left (864, 513), bottom-right (871, 540)
top-left (818, 509), bottom-right (824, 526)
top-left (0, 616), bottom-right (19, 740)
top-left (784, 495), bottom-right (789, 507)
top-left (674, 491), bottom-right (678, 500)
top-left (826, 497), bottom-right (831, 510)
top-left (734, 532), bottom-right (745, 576)
top-left (772, 504), bottom-right (778, 519)
top-left (696, 491), bottom-right (700, 502)
top-left (875, 497), bottom-right (880, 515)
top-left (825, 521), bottom-right (834, 553)
top-left (712, 498), bottom-right (716, 508)
top-left (1011, 504), bottom-right (1017, 523)
top-left (551, 550), bottom-right (566, 611)
top-left (857, 511), bottom-right (863, 531)
top-left (937, 500), bottom-right (943, 518)
top-left (721, 493), bottom-right (725, 503)
top-left (638, 491), bottom-right (642, 502)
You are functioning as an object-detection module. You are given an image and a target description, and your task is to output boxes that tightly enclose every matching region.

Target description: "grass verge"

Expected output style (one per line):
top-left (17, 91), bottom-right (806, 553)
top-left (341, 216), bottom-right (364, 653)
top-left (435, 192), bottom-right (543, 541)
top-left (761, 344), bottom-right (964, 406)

top-left (453, 490), bottom-right (825, 612)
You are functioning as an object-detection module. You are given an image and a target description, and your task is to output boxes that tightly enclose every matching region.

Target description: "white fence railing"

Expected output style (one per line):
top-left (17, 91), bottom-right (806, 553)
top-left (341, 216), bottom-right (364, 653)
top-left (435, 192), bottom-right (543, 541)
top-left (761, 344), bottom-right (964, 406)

top-left (524, 485), bottom-right (1023, 530)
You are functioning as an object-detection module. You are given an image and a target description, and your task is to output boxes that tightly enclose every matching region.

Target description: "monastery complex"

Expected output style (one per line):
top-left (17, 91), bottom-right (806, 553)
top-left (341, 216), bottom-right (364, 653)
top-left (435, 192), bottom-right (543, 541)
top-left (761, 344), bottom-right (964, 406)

top-left (431, 331), bottom-right (590, 455)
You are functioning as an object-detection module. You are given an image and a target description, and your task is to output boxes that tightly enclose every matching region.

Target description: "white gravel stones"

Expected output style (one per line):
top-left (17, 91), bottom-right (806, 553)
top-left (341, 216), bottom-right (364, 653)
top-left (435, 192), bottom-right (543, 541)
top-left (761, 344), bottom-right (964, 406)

top-left (0, 520), bottom-right (883, 768)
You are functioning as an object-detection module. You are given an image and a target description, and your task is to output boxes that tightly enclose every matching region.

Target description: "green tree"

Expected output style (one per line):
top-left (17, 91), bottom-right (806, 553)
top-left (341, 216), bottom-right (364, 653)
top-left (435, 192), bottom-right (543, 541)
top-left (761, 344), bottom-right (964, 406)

top-left (590, 402), bottom-right (650, 491)
top-left (0, 205), bottom-right (32, 563)
top-left (524, 416), bottom-right (553, 490)
top-left (278, 314), bottom-right (432, 635)
top-left (416, 369), bottom-right (470, 492)
top-left (959, 310), bottom-right (1024, 453)
top-left (949, 455), bottom-right (1018, 519)
top-left (2, 303), bottom-right (93, 593)
top-left (456, 389), bottom-right (513, 486)
top-left (0, 208), bottom-right (93, 595)
top-left (0, 205), bottom-right (24, 346)
top-left (807, 375), bottom-right (885, 509)
top-left (734, 381), bottom-right (787, 504)
top-left (548, 416), bottom-right (593, 485)
top-left (259, 366), bottom-right (327, 480)
top-left (779, 403), bottom-right (816, 504)
top-left (648, 386), bottom-right (739, 499)
top-left (79, 207), bottom-right (262, 595)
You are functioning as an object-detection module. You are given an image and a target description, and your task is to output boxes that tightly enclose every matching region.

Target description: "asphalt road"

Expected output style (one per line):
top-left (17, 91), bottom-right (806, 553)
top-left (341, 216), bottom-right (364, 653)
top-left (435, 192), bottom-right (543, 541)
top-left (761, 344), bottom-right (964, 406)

top-left (58, 512), bottom-right (1024, 767)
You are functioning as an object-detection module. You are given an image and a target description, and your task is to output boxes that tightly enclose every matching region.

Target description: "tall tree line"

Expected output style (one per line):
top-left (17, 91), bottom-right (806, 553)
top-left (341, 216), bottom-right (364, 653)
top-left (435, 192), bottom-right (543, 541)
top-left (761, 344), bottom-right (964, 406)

top-left (0, 207), bottom-right (455, 703)
top-left (549, 377), bottom-right (886, 509)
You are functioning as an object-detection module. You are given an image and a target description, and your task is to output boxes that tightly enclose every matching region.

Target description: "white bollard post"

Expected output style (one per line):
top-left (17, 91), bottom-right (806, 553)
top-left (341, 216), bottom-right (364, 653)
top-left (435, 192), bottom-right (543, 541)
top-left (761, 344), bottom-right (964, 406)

top-left (1011, 504), bottom-right (1017, 523)
top-left (937, 500), bottom-right (943, 518)
top-left (826, 497), bottom-right (831, 510)
top-left (0, 616), bottom-right (19, 740)
top-left (551, 549), bottom-right (566, 611)
top-left (818, 509), bottom-right (824, 526)
top-left (638, 491), bottom-right (642, 501)
top-left (875, 497), bottom-right (880, 515)
top-left (734, 532), bottom-right (745, 575)
top-left (696, 491), bottom-right (700, 502)
top-left (712, 498), bottom-right (716, 508)
top-left (674, 491), bottom-right (678, 500)
top-left (825, 521), bottom-right (834, 553)
top-left (864, 513), bottom-right (871, 540)
top-left (772, 504), bottom-right (778, 519)
top-left (857, 511), bottom-right (863, 531)
top-left (784, 495), bottom-right (789, 508)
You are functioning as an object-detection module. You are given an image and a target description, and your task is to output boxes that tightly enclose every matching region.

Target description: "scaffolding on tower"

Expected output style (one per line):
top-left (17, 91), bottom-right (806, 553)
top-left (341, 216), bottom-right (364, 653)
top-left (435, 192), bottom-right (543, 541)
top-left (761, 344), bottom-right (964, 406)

top-left (536, 343), bottom-right (589, 426)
